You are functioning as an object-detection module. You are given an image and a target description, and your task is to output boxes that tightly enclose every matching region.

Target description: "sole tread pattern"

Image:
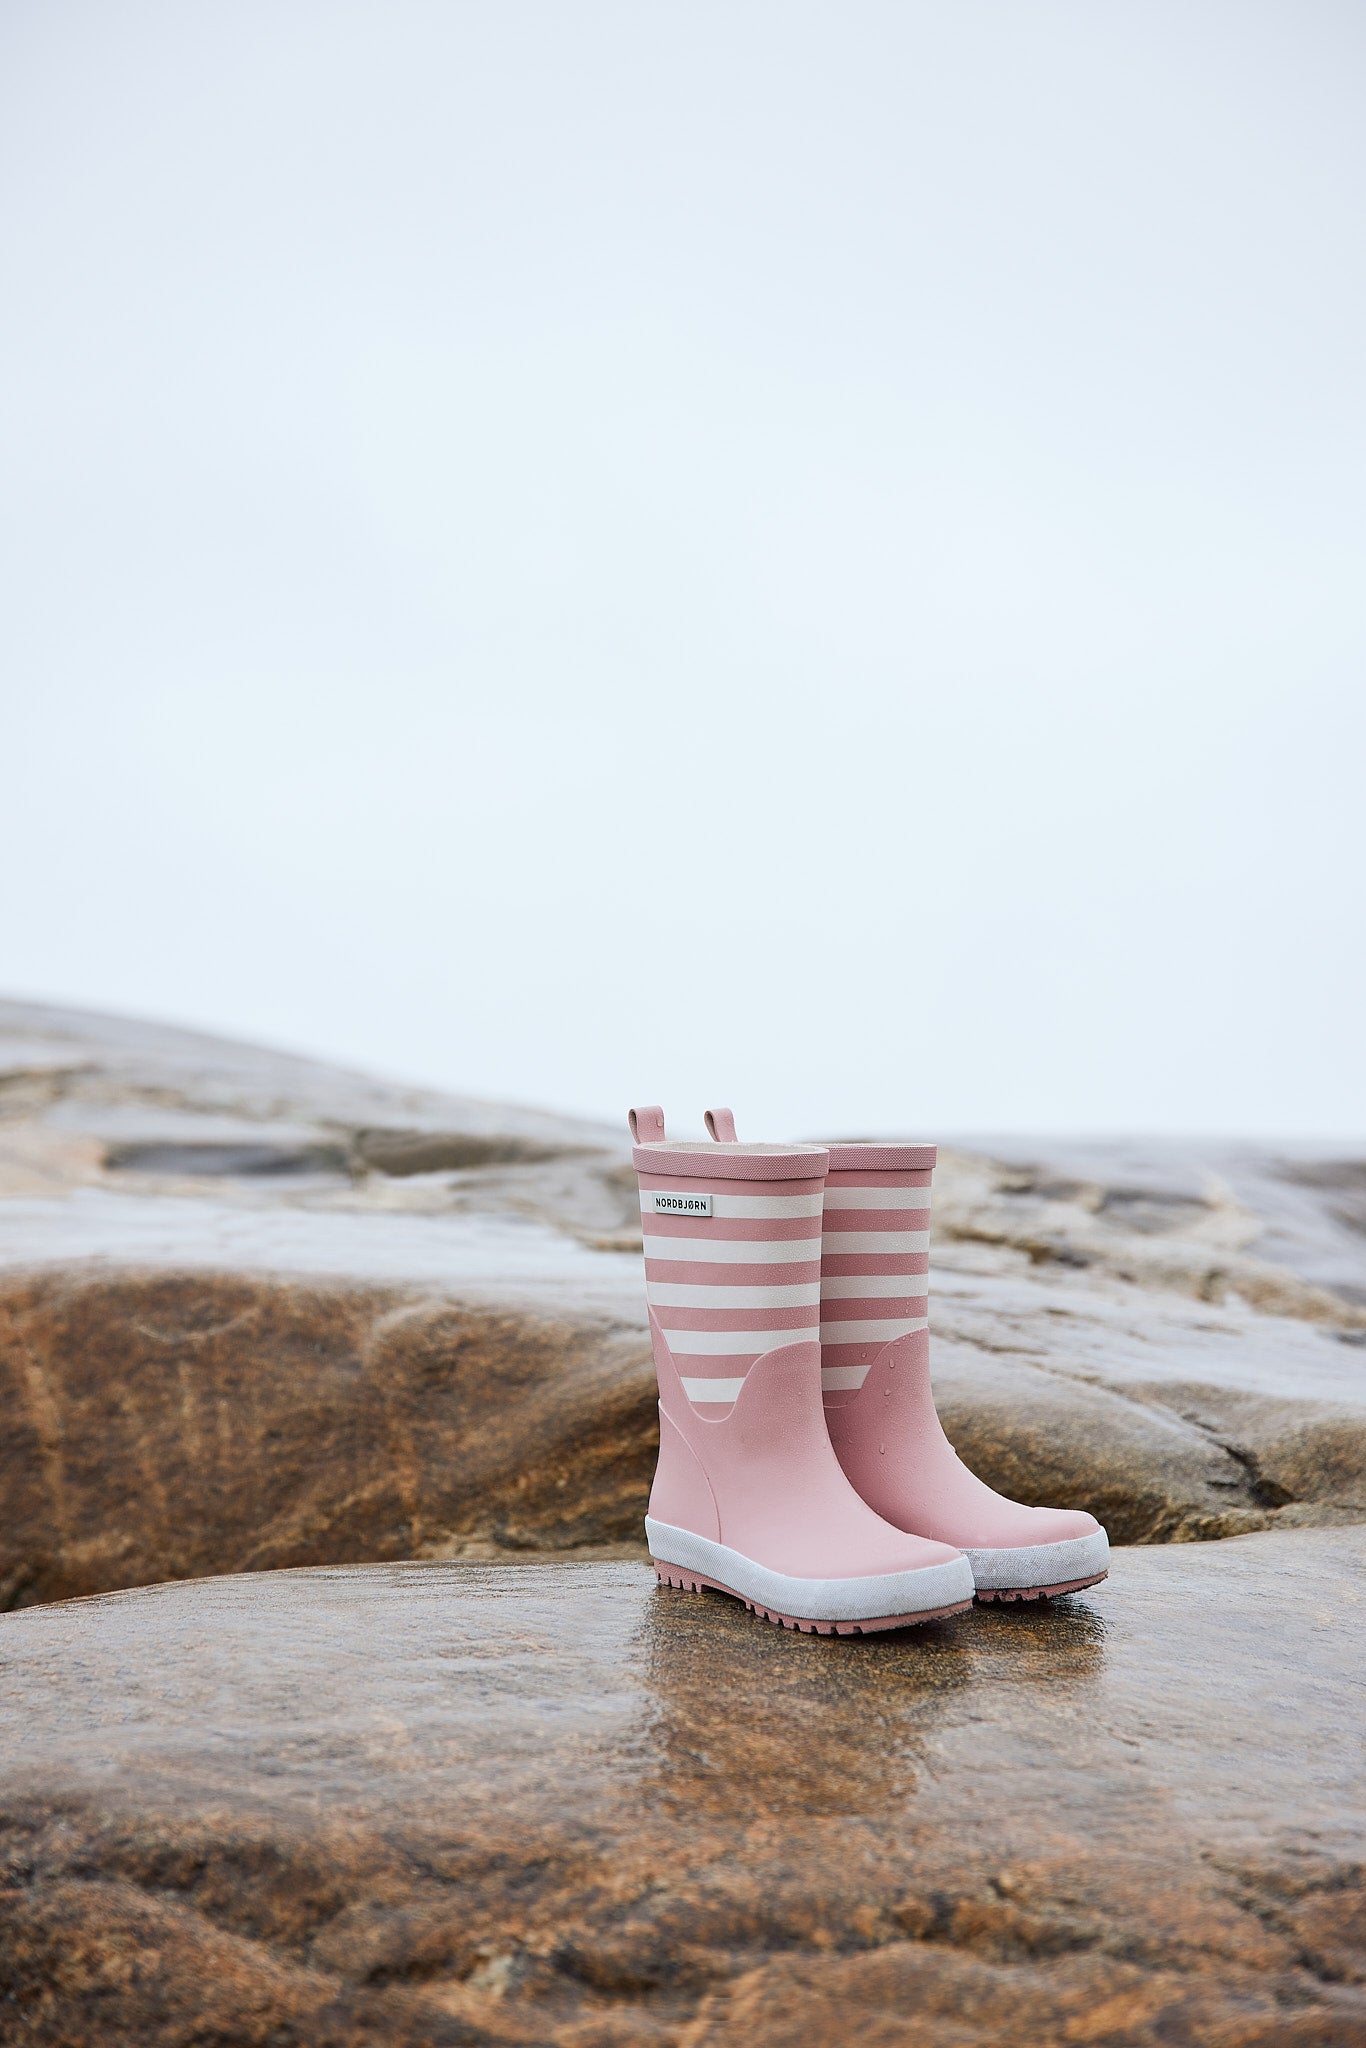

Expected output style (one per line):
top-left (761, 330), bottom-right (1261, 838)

top-left (975, 1571), bottom-right (1108, 1603)
top-left (651, 1562), bottom-right (973, 1634)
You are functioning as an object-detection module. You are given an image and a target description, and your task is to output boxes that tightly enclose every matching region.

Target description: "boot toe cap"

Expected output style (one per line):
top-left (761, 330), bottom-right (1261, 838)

top-left (1029, 1505), bottom-right (1101, 1544)
top-left (905, 1534), bottom-right (970, 1571)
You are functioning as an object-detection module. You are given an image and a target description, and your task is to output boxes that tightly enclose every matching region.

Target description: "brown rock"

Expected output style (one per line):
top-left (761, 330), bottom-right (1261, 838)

top-left (931, 1343), bottom-right (1280, 1545)
top-left (2, 1000), bottom-right (1366, 1604)
top-left (0, 1270), bottom-right (654, 1608)
top-left (1, 1528), bottom-right (1362, 2044)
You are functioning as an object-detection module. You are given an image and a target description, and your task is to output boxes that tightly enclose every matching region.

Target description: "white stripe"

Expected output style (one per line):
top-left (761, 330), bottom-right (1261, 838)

top-left (640, 1191), bottom-right (823, 1219)
top-left (647, 1281), bottom-right (822, 1309)
top-left (642, 1234), bottom-right (821, 1265)
top-left (820, 1273), bottom-right (929, 1300)
top-left (823, 1187), bottom-right (931, 1211)
top-left (819, 1317), bottom-right (928, 1343)
top-left (661, 1326), bottom-right (815, 1354)
top-left (681, 1376), bottom-right (745, 1402)
top-left (818, 1230), bottom-right (930, 1255)
top-left (821, 1364), bottom-right (872, 1391)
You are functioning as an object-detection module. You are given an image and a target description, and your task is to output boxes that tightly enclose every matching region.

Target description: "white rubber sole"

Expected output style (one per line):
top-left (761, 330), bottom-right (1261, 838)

top-left (964, 1528), bottom-right (1110, 1598)
top-left (644, 1517), bottom-right (974, 1628)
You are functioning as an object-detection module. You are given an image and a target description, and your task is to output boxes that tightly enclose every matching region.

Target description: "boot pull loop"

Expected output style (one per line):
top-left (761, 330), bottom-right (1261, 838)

top-left (704, 1107), bottom-right (738, 1143)
top-left (628, 1106), bottom-right (666, 1144)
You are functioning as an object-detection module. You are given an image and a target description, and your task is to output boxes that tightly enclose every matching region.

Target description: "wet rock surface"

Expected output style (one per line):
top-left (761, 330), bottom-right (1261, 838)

top-left (2, 1000), bottom-right (1366, 1603)
top-left (2, 1003), bottom-right (1363, 2042)
top-left (1, 1529), bottom-right (1363, 2045)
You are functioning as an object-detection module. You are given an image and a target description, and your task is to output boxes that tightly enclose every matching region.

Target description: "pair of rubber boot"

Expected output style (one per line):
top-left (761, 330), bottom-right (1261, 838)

top-left (632, 1105), bottom-right (1109, 1634)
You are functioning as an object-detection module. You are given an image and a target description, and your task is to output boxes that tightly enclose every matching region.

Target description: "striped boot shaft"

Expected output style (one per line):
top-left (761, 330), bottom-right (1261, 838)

top-left (632, 1115), bottom-right (827, 1414)
top-left (820, 1142), bottom-right (936, 1399)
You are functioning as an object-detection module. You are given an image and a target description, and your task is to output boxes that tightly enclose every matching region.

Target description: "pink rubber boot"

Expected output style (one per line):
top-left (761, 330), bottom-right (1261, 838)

top-left (630, 1107), bottom-right (973, 1633)
top-left (704, 1112), bottom-right (1109, 1602)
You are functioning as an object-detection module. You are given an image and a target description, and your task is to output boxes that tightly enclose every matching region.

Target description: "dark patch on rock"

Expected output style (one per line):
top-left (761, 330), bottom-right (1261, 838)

top-left (353, 1130), bottom-right (592, 1175)
top-left (104, 1139), bottom-right (352, 1177)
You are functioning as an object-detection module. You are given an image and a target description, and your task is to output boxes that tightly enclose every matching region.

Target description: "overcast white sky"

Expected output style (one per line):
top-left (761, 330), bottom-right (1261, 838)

top-left (2, 2), bottom-right (1363, 1139)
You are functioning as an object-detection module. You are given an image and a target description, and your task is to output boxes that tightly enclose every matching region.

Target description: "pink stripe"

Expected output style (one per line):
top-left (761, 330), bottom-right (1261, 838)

top-left (824, 1168), bottom-right (933, 1187)
top-left (644, 1258), bottom-right (823, 1287)
top-left (678, 1352), bottom-right (769, 1375)
top-left (644, 1215), bottom-right (822, 1243)
top-left (634, 1147), bottom-right (827, 1182)
top-left (820, 1341), bottom-right (882, 1368)
top-left (825, 1145), bottom-right (936, 1173)
top-left (820, 1253), bottom-right (929, 1278)
top-left (648, 1304), bottom-right (819, 1332)
top-left (638, 1173), bottom-right (825, 1198)
top-left (681, 1350), bottom-right (814, 1377)
top-left (818, 1295), bottom-right (926, 1322)
top-left (821, 1210), bottom-right (929, 1233)
top-left (824, 1332), bottom-right (929, 1363)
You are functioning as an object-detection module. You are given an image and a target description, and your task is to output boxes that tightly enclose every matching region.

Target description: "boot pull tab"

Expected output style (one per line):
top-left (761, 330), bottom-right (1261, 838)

top-left (704, 1107), bottom-right (738, 1143)
top-left (628, 1106), bottom-right (666, 1144)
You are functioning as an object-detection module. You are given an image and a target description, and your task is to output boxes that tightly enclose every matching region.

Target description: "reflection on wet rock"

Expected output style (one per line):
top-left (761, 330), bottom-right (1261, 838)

top-left (0, 1532), bottom-right (1361, 2043)
top-left (638, 1587), bottom-right (972, 1817)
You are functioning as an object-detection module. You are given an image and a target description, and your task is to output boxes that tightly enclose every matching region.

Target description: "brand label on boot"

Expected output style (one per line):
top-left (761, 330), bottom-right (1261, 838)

top-left (648, 1191), bottom-right (713, 1216)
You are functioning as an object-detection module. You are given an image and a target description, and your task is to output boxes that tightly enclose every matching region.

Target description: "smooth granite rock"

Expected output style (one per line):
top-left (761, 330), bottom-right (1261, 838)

top-left (1, 1529), bottom-right (1362, 2045)
top-left (2, 1000), bottom-right (1365, 1606)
